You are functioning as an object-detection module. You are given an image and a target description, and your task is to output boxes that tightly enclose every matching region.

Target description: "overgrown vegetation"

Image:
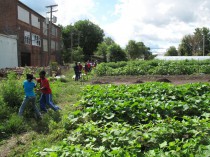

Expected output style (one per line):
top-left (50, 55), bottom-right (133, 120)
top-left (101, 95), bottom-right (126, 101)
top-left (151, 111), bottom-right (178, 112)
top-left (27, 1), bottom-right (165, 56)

top-left (33, 82), bottom-right (210, 156)
top-left (0, 65), bottom-right (209, 156)
top-left (94, 59), bottom-right (210, 76)
top-left (0, 69), bottom-right (84, 156)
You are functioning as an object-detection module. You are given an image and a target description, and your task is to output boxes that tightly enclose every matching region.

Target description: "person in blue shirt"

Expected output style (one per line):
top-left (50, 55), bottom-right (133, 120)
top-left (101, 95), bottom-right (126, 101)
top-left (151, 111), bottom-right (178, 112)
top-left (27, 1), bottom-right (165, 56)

top-left (18, 74), bottom-right (41, 119)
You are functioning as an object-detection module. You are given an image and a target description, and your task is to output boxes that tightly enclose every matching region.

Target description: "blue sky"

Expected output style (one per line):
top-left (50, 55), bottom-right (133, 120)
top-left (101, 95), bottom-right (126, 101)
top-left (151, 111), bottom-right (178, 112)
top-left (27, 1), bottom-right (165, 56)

top-left (19, 0), bottom-right (210, 55)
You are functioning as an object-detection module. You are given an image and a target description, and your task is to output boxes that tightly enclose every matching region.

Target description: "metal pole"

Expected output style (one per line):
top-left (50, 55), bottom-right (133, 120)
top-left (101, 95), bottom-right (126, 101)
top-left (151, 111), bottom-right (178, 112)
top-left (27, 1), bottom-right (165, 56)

top-left (46, 4), bottom-right (58, 65)
top-left (203, 35), bottom-right (205, 56)
top-left (48, 8), bottom-right (52, 65)
top-left (71, 32), bottom-right (73, 62)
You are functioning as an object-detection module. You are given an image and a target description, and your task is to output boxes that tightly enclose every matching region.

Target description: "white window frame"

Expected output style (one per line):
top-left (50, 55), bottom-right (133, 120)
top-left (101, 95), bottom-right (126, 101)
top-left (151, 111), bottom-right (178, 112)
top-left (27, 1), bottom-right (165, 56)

top-left (31, 33), bottom-right (41, 47)
top-left (24, 31), bottom-right (31, 45)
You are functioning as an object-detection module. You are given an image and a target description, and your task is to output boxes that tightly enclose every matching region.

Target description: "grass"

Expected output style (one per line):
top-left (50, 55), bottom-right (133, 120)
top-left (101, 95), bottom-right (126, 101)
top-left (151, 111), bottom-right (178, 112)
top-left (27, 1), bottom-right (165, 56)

top-left (0, 68), bottom-right (91, 157)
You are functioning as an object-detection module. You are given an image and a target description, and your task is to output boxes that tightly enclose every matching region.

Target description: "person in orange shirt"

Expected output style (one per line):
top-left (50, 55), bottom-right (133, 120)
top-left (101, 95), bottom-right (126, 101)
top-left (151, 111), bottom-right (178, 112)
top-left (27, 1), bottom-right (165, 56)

top-left (36, 70), bottom-right (60, 113)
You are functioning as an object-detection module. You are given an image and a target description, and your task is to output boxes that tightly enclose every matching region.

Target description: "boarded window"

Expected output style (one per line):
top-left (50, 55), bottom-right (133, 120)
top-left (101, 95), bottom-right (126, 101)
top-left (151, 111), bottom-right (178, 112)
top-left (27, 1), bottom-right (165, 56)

top-left (31, 14), bottom-right (40, 29)
top-left (17, 6), bottom-right (30, 24)
top-left (51, 40), bottom-right (55, 50)
top-left (43, 39), bottom-right (48, 52)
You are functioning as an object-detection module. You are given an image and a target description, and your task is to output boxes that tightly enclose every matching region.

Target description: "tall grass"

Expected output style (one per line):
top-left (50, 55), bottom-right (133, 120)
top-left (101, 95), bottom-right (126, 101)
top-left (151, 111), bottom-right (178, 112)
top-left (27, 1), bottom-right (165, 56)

top-left (0, 68), bottom-right (88, 156)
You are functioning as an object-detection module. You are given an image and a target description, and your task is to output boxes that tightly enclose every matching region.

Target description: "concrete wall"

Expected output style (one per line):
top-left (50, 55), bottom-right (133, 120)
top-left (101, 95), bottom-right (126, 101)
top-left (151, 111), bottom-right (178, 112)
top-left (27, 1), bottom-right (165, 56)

top-left (0, 34), bottom-right (18, 68)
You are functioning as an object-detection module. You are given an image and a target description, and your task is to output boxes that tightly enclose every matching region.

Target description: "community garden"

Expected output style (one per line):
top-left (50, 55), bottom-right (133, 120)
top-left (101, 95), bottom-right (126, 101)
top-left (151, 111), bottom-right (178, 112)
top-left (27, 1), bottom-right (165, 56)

top-left (0, 59), bottom-right (210, 156)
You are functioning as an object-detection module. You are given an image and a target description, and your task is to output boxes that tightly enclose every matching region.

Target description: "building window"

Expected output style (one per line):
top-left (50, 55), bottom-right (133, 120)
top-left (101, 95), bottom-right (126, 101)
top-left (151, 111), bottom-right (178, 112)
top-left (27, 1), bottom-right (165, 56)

top-left (17, 6), bottom-right (30, 24)
top-left (51, 25), bottom-right (57, 36)
top-left (24, 31), bottom-right (31, 45)
top-left (43, 39), bottom-right (48, 52)
top-left (31, 14), bottom-right (40, 29)
top-left (32, 33), bottom-right (41, 47)
top-left (51, 40), bottom-right (55, 50)
top-left (56, 42), bottom-right (60, 51)
top-left (43, 22), bottom-right (48, 36)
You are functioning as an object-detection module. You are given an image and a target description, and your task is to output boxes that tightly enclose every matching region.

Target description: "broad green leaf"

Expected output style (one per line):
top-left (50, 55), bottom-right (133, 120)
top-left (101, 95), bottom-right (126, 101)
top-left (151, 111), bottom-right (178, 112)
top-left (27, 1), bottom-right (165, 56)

top-left (159, 141), bottom-right (167, 148)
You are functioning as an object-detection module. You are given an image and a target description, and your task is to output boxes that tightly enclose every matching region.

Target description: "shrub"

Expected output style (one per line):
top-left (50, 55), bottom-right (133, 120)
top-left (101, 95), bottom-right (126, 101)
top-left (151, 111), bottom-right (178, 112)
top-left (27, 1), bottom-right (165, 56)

top-left (0, 96), bottom-right (10, 119)
top-left (1, 72), bottom-right (24, 110)
top-left (3, 114), bottom-right (26, 134)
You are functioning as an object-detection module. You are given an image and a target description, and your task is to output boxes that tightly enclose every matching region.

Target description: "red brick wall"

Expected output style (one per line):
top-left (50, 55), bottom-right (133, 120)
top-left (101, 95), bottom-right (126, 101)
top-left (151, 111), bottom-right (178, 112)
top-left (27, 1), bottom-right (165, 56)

top-left (0, 0), bottom-right (62, 67)
top-left (0, 0), bottom-right (18, 34)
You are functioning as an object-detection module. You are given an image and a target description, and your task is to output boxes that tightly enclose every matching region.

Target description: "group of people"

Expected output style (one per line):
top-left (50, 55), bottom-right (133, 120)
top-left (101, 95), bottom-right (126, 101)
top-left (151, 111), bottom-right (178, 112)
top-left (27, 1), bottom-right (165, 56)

top-left (18, 70), bottom-right (60, 119)
top-left (73, 61), bottom-right (97, 81)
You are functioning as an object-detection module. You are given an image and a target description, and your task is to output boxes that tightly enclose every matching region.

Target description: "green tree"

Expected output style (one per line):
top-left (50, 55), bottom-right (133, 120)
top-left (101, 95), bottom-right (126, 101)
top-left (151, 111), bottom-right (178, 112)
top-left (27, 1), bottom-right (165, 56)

top-left (95, 42), bottom-right (109, 62)
top-left (95, 37), bottom-right (115, 62)
top-left (62, 25), bottom-right (76, 49)
top-left (72, 47), bottom-right (84, 62)
top-left (61, 20), bottom-right (104, 62)
top-left (107, 44), bottom-right (127, 62)
top-left (194, 27), bottom-right (210, 55)
top-left (165, 46), bottom-right (178, 56)
top-left (178, 35), bottom-right (193, 56)
top-left (178, 27), bottom-right (210, 56)
top-left (125, 40), bottom-right (151, 60)
top-left (104, 37), bottom-right (115, 46)
top-left (125, 40), bottom-right (142, 60)
top-left (136, 42), bottom-right (151, 60)
top-left (61, 49), bottom-right (71, 63)
top-left (74, 20), bottom-right (104, 60)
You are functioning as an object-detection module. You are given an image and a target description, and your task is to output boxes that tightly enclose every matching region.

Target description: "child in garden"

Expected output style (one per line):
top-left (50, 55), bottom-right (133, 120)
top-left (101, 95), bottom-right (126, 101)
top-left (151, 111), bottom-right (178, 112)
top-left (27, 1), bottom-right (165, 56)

top-left (36, 70), bottom-right (60, 113)
top-left (78, 62), bottom-right (83, 79)
top-left (18, 74), bottom-right (41, 119)
top-left (73, 62), bottom-right (80, 81)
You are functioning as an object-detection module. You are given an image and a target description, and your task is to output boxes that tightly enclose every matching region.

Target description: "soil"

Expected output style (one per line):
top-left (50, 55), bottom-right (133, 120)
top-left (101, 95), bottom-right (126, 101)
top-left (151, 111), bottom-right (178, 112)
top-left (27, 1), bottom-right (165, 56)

top-left (0, 133), bottom-right (31, 157)
top-left (91, 74), bottom-right (210, 85)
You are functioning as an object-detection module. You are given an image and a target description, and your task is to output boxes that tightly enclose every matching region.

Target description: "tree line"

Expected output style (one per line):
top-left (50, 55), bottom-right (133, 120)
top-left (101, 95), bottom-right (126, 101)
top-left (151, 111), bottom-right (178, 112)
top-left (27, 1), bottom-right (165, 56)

top-left (165, 27), bottom-right (210, 56)
top-left (60, 20), bottom-right (210, 63)
top-left (60, 20), bottom-right (153, 63)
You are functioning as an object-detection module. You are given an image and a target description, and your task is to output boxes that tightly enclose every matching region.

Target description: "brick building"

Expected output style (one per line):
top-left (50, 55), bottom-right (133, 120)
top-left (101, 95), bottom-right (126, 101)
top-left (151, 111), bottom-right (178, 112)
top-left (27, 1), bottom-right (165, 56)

top-left (0, 0), bottom-right (62, 66)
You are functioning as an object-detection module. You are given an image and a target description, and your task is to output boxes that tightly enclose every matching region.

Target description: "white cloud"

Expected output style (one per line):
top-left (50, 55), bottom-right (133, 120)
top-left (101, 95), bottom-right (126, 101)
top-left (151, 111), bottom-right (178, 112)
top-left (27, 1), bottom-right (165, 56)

top-left (54, 0), bottom-right (95, 25)
top-left (21, 0), bottom-right (210, 55)
top-left (103, 0), bottom-right (210, 54)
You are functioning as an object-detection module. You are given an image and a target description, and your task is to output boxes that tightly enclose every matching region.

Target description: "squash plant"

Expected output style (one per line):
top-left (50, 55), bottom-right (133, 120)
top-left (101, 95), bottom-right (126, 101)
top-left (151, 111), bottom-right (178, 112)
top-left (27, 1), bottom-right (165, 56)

top-left (36, 82), bottom-right (210, 156)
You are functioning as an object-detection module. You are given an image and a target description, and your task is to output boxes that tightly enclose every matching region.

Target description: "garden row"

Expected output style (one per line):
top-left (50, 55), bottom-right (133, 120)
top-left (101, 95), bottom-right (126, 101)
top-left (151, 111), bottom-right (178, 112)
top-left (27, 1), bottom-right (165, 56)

top-left (36, 82), bottom-right (210, 156)
top-left (94, 60), bottom-right (210, 76)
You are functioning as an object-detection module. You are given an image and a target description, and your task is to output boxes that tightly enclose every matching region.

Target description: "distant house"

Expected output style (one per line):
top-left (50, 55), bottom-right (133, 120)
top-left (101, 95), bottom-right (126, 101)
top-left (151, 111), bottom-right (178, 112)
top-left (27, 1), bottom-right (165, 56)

top-left (0, 0), bottom-right (62, 67)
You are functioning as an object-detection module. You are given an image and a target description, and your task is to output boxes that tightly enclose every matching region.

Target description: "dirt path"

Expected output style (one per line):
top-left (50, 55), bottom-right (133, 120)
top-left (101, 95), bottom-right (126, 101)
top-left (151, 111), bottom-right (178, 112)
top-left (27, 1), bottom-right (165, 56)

top-left (0, 133), bottom-right (31, 157)
top-left (92, 74), bottom-right (210, 85)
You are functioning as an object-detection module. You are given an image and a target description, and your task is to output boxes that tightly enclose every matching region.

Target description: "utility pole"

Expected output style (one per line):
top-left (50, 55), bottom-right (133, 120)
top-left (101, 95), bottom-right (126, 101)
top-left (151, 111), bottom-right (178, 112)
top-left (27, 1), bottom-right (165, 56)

top-left (71, 32), bottom-right (74, 62)
top-left (46, 4), bottom-right (58, 65)
top-left (78, 31), bottom-right (81, 47)
top-left (203, 35), bottom-right (205, 56)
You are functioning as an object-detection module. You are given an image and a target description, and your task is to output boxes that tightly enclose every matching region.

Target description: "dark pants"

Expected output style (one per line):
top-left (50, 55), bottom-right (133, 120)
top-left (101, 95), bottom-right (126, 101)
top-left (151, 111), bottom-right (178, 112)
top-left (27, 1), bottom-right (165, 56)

top-left (75, 72), bottom-right (80, 81)
top-left (19, 96), bottom-right (41, 117)
top-left (40, 93), bottom-right (60, 112)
